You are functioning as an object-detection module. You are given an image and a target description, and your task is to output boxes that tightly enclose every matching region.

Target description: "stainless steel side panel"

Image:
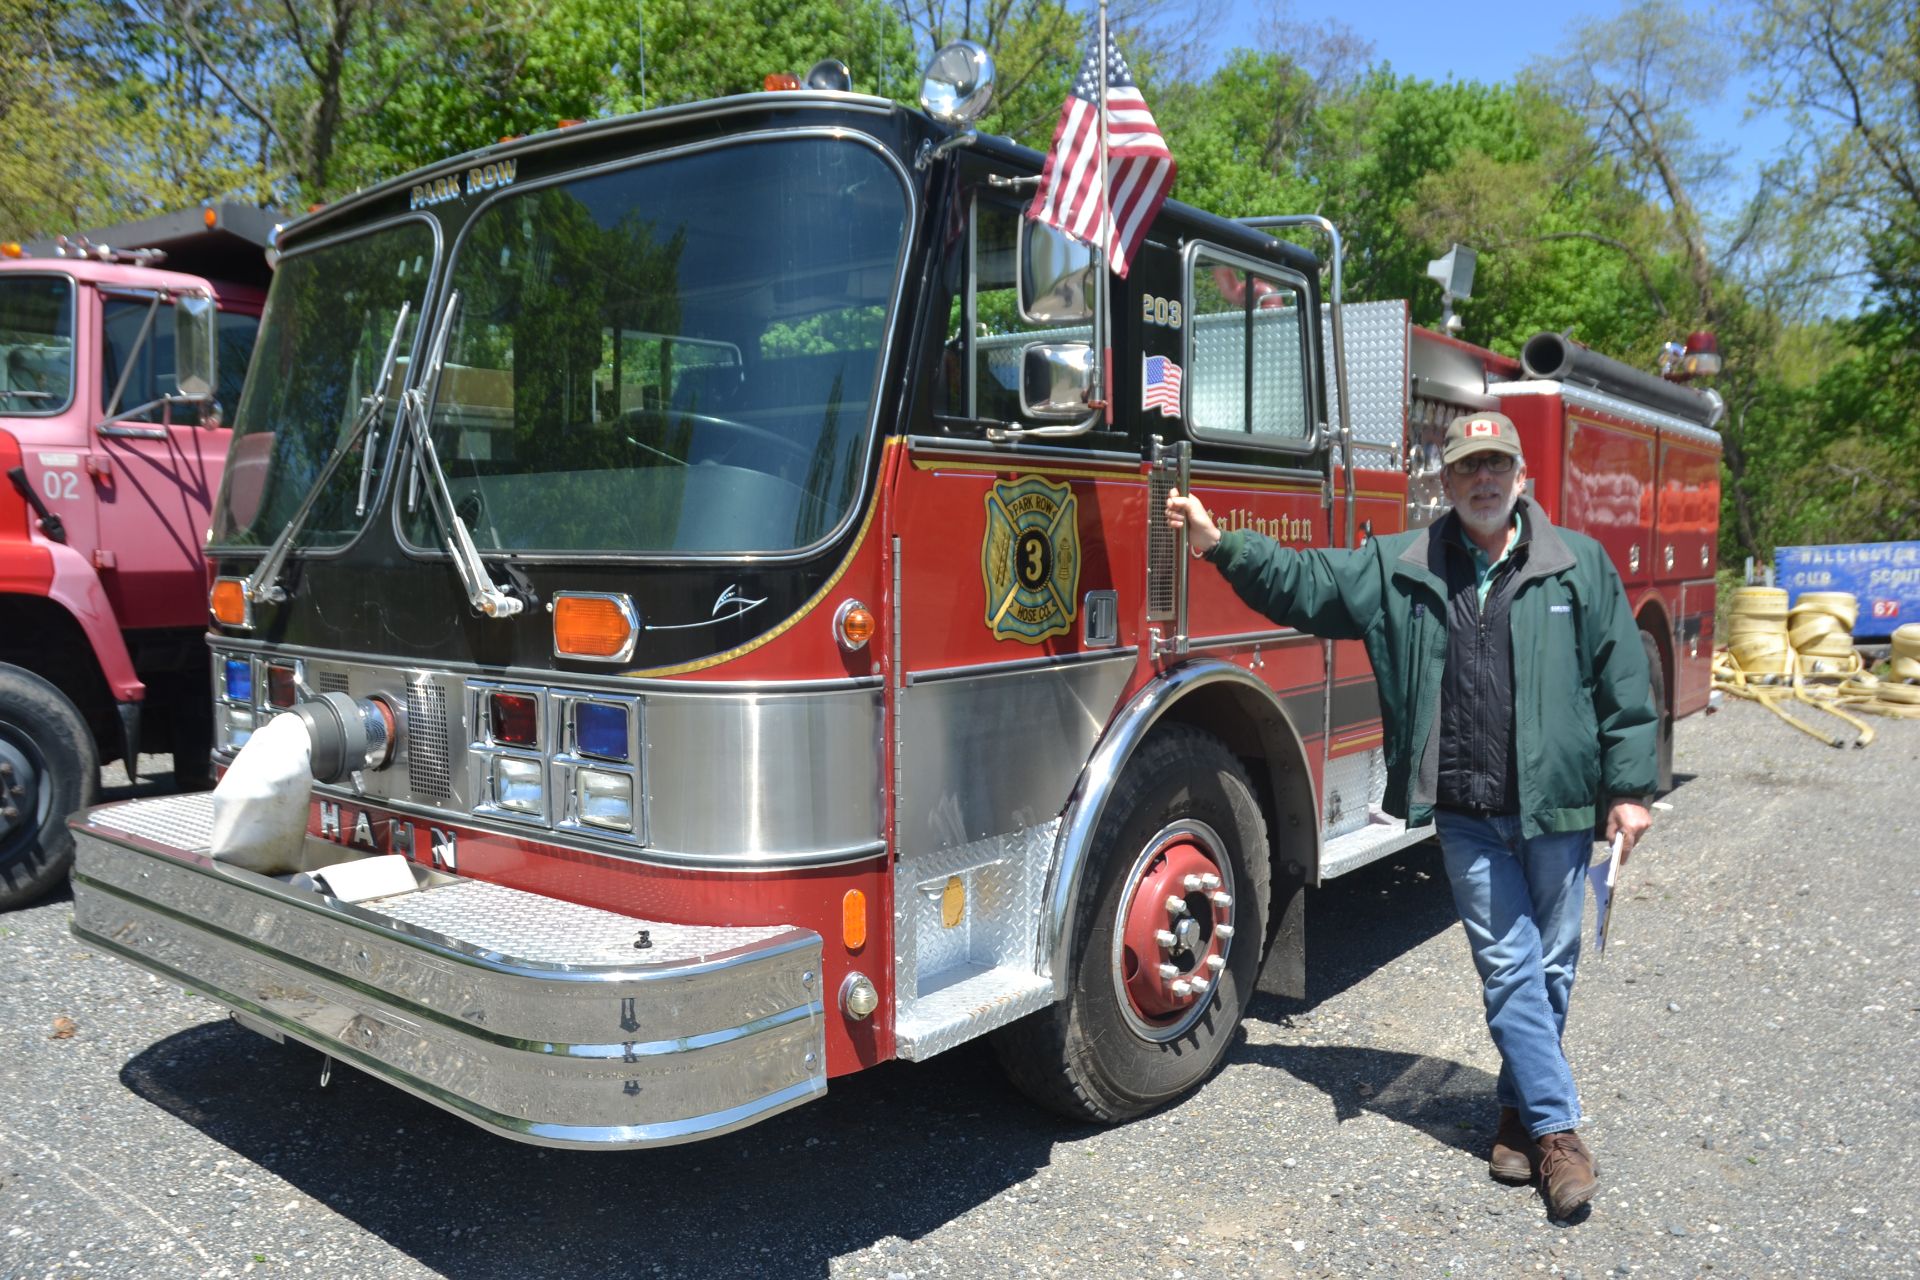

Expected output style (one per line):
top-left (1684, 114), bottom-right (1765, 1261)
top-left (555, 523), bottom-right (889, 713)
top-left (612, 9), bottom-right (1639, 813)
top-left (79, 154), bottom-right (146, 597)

top-left (69, 795), bottom-right (828, 1150)
top-left (643, 686), bottom-right (885, 861)
top-left (897, 654), bottom-right (1134, 859)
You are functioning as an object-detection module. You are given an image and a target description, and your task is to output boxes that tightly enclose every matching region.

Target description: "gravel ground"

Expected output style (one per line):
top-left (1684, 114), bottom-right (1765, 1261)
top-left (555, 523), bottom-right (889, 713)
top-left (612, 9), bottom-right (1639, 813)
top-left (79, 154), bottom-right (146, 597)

top-left (2, 702), bottom-right (1916, 1280)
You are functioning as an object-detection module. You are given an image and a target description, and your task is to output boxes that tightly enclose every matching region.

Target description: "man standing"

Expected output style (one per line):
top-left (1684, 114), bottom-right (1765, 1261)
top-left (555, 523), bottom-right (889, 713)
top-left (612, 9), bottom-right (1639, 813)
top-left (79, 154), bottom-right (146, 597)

top-left (1166, 411), bottom-right (1655, 1220)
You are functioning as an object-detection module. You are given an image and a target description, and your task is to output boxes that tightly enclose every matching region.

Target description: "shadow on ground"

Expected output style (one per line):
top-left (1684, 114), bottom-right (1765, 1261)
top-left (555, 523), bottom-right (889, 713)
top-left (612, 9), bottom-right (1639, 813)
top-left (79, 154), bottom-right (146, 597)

top-left (114, 841), bottom-right (1479, 1278)
top-left (1238, 843), bottom-right (1496, 1159)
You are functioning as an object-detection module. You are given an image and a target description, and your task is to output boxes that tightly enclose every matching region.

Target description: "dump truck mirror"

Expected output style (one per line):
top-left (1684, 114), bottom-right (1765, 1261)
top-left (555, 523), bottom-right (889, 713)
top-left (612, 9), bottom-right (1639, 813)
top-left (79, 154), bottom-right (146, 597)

top-left (1020, 342), bottom-right (1095, 418)
top-left (174, 292), bottom-right (217, 401)
top-left (1021, 221), bottom-right (1094, 324)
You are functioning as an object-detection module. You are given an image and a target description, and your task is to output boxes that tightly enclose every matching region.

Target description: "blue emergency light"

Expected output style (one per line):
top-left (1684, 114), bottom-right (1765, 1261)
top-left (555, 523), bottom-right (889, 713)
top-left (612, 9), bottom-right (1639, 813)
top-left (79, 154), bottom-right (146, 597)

top-left (574, 701), bottom-right (628, 761)
top-left (224, 658), bottom-right (253, 702)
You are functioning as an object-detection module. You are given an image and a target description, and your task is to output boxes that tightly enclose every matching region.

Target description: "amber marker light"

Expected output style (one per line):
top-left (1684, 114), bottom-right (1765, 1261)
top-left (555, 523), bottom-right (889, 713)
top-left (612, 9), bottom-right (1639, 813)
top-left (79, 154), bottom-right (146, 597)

top-left (0, 243), bottom-right (22, 259)
top-left (209, 577), bottom-right (249, 627)
top-left (835, 599), bottom-right (876, 651)
top-left (552, 592), bottom-right (638, 662)
top-left (764, 73), bottom-right (802, 91)
top-left (843, 889), bottom-right (868, 951)
top-left (202, 207), bottom-right (217, 229)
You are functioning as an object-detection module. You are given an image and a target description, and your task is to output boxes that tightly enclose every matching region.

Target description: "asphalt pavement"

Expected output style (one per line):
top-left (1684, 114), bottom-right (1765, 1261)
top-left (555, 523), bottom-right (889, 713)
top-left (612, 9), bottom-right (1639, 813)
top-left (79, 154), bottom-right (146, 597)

top-left (3, 700), bottom-right (1917, 1279)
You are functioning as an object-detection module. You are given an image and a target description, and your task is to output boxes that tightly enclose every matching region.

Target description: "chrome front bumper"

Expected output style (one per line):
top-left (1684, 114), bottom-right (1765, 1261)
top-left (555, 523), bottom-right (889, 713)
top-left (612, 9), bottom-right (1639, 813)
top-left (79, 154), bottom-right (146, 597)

top-left (69, 794), bottom-right (827, 1149)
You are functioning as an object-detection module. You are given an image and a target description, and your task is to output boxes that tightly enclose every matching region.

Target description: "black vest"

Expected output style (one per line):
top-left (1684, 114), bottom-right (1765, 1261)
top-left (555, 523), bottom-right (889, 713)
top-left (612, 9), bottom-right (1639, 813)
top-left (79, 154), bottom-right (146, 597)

top-left (1435, 519), bottom-right (1530, 814)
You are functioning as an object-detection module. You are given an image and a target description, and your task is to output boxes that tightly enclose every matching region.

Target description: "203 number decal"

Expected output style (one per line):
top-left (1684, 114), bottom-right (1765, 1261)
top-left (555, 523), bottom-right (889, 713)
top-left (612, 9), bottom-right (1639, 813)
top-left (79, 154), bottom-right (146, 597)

top-left (1142, 295), bottom-right (1182, 329)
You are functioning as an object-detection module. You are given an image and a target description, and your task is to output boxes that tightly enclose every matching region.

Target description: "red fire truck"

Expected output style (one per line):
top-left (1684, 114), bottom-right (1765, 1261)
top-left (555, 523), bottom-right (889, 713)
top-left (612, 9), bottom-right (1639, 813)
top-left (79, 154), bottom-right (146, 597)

top-left (66, 49), bottom-right (1721, 1146)
top-left (1, 206), bottom-right (271, 908)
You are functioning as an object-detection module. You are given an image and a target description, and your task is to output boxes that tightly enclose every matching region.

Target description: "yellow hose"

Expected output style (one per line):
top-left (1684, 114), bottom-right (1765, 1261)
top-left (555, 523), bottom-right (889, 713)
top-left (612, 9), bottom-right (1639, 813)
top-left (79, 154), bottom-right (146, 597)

top-left (1713, 588), bottom-right (1920, 744)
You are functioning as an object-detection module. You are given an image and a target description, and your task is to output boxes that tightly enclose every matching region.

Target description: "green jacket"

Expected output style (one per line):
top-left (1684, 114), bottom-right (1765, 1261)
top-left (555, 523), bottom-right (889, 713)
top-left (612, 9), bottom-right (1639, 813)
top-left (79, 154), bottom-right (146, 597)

top-left (1206, 497), bottom-right (1657, 837)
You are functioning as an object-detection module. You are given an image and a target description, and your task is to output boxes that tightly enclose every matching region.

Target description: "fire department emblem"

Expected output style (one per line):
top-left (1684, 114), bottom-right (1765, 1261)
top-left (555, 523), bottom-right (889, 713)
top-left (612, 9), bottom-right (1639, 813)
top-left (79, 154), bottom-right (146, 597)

top-left (981, 476), bottom-right (1081, 643)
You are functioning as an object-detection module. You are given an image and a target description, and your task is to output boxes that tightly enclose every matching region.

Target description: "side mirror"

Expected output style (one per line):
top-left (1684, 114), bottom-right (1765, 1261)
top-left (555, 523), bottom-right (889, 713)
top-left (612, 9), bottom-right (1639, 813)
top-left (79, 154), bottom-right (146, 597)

top-left (174, 292), bottom-right (217, 401)
top-left (1019, 342), bottom-right (1095, 418)
top-left (1020, 221), bottom-right (1095, 323)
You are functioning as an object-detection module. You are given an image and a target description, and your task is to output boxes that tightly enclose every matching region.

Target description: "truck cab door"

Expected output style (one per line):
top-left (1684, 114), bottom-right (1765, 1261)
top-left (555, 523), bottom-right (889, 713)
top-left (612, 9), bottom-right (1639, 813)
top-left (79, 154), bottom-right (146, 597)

top-left (91, 287), bottom-right (258, 629)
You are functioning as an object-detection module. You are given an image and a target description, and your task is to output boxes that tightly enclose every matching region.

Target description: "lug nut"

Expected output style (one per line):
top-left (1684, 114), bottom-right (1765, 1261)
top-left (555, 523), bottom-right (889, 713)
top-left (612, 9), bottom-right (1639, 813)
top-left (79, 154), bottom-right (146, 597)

top-left (1190, 976), bottom-right (1211, 994)
top-left (1154, 929), bottom-right (1177, 948)
top-left (1206, 954), bottom-right (1226, 973)
top-left (1183, 873), bottom-right (1204, 892)
top-left (1170, 979), bottom-right (1194, 998)
top-left (7, 784), bottom-right (21, 797)
top-left (1165, 895), bottom-right (1188, 917)
top-left (0, 761), bottom-right (12, 776)
top-left (1158, 963), bottom-right (1180, 980)
top-left (1214, 924), bottom-right (1235, 940)
top-left (1, 806), bottom-right (17, 821)
top-left (1210, 891), bottom-right (1233, 909)
top-left (1201, 873), bottom-right (1221, 890)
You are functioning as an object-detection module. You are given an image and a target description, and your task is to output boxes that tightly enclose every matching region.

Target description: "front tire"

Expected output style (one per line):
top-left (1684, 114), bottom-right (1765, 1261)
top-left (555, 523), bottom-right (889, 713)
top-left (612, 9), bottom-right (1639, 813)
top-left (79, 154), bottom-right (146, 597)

top-left (0, 663), bottom-right (97, 910)
top-left (993, 725), bottom-right (1271, 1122)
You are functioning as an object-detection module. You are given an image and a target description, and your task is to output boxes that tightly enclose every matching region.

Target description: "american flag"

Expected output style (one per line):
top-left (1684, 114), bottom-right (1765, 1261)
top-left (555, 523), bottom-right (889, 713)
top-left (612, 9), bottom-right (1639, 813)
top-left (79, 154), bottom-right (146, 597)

top-left (1142, 354), bottom-right (1182, 416)
top-left (1026, 33), bottom-right (1175, 279)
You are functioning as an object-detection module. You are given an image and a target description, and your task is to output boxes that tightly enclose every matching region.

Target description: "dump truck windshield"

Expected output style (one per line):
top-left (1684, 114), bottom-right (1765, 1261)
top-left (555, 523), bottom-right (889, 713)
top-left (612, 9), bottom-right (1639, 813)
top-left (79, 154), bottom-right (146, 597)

top-left (0, 275), bottom-right (75, 416)
top-left (396, 133), bottom-right (909, 558)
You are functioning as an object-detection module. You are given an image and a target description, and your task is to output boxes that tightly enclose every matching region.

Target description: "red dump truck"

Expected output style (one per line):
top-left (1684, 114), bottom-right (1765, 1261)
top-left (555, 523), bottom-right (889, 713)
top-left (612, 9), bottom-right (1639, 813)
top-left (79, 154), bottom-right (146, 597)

top-left (0, 204), bottom-right (271, 907)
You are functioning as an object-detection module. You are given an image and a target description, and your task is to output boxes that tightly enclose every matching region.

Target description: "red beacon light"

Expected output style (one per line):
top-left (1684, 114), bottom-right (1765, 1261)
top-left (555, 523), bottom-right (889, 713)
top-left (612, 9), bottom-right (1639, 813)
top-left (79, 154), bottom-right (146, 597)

top-left (1659, 330), bottom-right (1721, 381)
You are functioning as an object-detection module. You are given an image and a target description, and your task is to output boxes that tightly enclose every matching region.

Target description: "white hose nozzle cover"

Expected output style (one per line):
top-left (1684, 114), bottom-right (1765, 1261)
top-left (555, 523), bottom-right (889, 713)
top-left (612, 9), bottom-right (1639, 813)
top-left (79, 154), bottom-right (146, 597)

top-left (209, 712), bottom-right (315, 875)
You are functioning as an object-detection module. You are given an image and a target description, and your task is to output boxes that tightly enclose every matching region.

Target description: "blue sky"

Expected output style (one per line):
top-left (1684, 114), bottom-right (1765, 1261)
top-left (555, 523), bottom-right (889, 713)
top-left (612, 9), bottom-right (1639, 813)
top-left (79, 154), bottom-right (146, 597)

top-left (1204, 0), bottom-right (1790, 215)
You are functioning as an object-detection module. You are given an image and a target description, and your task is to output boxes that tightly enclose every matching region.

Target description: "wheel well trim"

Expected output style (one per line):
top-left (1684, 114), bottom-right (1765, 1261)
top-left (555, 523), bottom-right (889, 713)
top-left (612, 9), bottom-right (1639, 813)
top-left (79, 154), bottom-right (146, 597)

top-left (1040, 658), bottom-right (1318, 996)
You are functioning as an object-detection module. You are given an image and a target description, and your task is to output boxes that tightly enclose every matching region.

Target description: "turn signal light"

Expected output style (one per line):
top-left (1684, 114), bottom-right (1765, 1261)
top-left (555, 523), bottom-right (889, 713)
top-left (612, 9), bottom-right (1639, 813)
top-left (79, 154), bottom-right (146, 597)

top-left (210, 578), bottom-right (249, 626)
top-left (835, 599), bottom-right (876, 651)
top-left (553, 592), bottom-right (638, 661)
top-left (843, 889), bottom-right (868, 951)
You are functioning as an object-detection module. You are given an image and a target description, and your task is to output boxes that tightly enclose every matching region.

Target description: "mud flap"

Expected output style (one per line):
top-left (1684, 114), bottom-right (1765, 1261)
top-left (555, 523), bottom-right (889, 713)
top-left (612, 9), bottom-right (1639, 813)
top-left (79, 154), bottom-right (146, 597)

top-left (1256, 856), bottom-right (1308, 999)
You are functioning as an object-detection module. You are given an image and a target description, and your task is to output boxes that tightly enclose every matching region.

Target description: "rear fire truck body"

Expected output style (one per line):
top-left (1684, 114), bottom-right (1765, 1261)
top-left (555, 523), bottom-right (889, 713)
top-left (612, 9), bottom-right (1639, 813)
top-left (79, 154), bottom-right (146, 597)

top-left (1, 206), bottom-right (270, 908)
top-left (67, 77), bottom-right (1722, 1147)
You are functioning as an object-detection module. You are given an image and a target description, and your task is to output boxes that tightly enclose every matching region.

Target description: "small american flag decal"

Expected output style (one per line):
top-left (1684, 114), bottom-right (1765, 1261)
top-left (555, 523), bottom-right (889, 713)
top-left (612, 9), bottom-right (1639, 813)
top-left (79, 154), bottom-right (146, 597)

top-left (1142, 354), bottom-right (1182, 417)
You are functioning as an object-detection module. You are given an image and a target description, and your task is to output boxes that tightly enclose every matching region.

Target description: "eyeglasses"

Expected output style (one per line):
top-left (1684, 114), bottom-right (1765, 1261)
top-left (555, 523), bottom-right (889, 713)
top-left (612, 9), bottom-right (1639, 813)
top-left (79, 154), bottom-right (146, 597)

top-left (1448, 453), bottom-right (1517, 477)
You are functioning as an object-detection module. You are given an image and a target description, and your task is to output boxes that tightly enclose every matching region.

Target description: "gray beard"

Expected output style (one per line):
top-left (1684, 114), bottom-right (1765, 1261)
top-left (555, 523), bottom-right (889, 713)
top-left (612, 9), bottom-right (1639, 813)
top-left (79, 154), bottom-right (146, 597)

top-left (1454, 491), bottom-right (1518, 537)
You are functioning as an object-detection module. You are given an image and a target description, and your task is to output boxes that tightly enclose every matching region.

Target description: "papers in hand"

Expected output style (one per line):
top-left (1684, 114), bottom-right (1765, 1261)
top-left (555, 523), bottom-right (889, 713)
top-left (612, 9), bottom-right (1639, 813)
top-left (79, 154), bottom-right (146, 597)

top-left (1587, 833), bottom-right (1626, 955)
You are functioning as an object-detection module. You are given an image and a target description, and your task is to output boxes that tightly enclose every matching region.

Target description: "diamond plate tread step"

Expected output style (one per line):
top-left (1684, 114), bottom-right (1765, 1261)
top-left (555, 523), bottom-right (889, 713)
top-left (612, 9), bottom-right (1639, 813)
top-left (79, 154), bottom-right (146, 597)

top-left (894, 964), bottom-right (1055, 1062)
top-left (1319, 818), bottom-right (1435, 881)
top-left (372, 880), bottom-right (790, 968)
top-left (80, 793), bottom-right (793, 970)
top-left (87, 793), bottom-right (218, 852)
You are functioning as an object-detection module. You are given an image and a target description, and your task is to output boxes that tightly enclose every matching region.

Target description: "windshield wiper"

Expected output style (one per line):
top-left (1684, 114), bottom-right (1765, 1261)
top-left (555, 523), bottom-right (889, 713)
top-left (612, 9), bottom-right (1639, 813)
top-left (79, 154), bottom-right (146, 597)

top-left (242, 302), bottom-right (410, 607)
top-left (400, 290), bottom-right (523, 620)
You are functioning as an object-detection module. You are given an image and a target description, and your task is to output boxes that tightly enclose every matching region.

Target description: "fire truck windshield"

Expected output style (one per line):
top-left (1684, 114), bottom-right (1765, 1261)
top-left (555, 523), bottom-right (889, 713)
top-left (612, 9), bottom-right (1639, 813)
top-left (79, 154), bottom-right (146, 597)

top-left (0, 275), bottom-right (76, 417)
top-left (211, 218), bottom-right (436, 549)
top-left (396, 133), bottom-right (909, 557)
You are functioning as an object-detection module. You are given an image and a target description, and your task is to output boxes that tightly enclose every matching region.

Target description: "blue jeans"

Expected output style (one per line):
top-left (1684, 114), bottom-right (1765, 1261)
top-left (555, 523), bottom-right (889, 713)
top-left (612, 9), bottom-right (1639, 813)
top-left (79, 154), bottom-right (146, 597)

top-left (1433, 810), bottom-right (1591, 1139)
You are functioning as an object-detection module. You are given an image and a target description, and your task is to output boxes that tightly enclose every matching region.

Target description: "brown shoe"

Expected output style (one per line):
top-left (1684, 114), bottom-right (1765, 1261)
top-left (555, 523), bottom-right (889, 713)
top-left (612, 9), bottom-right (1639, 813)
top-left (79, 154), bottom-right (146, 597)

top-left (1490, 1107), bottom-right (1536, 1183)
top-left (1537, 1130), bottom-right (1599, 1218)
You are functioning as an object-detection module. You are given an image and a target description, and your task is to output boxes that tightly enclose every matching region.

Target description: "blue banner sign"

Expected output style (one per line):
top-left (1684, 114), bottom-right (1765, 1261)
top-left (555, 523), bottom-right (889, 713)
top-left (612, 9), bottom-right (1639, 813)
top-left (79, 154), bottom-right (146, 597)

top-left (1775, 541), bottom-right (1920, 639)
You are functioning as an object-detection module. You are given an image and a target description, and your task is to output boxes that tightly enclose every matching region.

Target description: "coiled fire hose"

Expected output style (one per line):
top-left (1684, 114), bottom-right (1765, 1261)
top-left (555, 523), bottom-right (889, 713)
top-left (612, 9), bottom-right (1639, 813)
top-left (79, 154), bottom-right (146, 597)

top-left (1713, 592), bottom-right (1920, 747)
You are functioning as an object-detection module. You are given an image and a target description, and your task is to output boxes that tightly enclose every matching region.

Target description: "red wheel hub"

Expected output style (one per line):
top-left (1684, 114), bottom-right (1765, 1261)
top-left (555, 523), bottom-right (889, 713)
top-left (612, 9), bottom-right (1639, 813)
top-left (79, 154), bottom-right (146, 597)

top-left (1118, 836), bottom-right (1233, 1023)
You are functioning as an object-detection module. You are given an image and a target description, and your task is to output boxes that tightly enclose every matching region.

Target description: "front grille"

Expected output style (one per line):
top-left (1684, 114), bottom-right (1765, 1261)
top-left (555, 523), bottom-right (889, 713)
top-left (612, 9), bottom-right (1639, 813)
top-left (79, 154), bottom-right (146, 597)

top-left (406, 678), bottom-right (451, 801)
top-left (1147, 463), bottom-right (1176, 620)
top-left (315, 669), bottom-right (351, 694)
